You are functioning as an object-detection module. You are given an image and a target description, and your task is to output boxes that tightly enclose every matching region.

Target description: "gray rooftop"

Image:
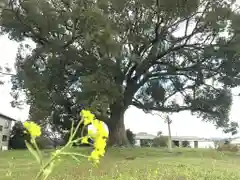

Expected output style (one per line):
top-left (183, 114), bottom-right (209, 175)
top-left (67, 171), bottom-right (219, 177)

top-left (0, 113), bottom-right (16, 121)
top-left (171, 136), bottom-right (212, 142)
top-left (135, 133), bottom-right (214, 142)
top-left (135, 132), bottom-right (156, 140)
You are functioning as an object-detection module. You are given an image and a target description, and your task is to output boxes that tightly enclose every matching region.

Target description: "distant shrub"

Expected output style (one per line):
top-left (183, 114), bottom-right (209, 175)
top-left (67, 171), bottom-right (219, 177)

top-left (152, 136), bottom-right (168, 147)
top-left (182, 140), bottom-right (190, 147)
top-left (126, 129), bottom-right (135, 145)
top-left (217, 144), bottom-right (239, 152)
top-left (36, 136), bottom-right (55, 149)
top-left (9, 121), bottom-right (30, 149)
top-left (141, 139), bottom-right (154, 147)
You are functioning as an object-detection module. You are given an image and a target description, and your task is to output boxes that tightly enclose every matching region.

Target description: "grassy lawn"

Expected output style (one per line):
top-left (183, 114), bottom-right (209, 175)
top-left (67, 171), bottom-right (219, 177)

top-left (0, 148), bottom-right (240, 179)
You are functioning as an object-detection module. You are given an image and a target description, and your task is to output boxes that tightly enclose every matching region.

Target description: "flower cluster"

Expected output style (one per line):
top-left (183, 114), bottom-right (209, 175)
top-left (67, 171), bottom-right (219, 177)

top-left (23, 109), bottom-right (108, 180)
top-left (80, 109), bottom-right (95, 126)
top-left (23, 121), bottom-right (41, 139)
top-left (80, 110), bottom-right (108, 164)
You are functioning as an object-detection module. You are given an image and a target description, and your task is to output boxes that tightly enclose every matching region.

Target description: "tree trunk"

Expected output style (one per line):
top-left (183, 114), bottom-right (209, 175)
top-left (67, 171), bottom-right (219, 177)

top-left (107, 103), bottom-right (129, 146)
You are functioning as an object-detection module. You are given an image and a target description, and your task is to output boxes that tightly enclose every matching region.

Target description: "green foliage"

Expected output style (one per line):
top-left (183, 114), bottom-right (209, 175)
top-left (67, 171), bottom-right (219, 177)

top-left (182, 141), bottom-right (190, 148)
top-left (9, 121), bottom-right (30, 149)
top-left (140, 139), bottom-right (154, 147)
top-left (152, 136), bottom-right (168, 147)
top-left (126, 129), bottom-right (135, 145)
top-left (157, 131), bottom-right (162, 137)
top-left (223, 122), bottom-right (239, 135)
top-left (1, 0), bottom-right (240, 144)
top-left (36, 136), bottom-right (55, 149)
top-left (217, 144), bottom-right (239, 152)
top-left (9, 121), bottom-right (62, 150)
top-left (63, 129), bottom-right (91, 147)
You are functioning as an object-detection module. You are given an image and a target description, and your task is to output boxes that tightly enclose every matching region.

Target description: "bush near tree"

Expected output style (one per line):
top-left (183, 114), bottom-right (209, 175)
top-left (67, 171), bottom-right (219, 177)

top-left (217, 144), bottom-right (239, 152)
top-left (182, 141), bottom-right (190, 148)
top-left (140, 139), bottom-right (154, 147)
top-left (126, 129), bottom-right (136, 146)
top-left (153, 136), bottom-right (168, 147)
top-left (9, 121), bottom-right (30, 149)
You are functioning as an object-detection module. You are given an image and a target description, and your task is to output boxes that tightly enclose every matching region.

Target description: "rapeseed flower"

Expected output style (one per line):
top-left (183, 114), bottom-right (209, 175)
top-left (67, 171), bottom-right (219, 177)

top-left (88, 129), bottom-right (96, 137)
top-left (25, 109), bottom-right (109, 180)
top-left (88, 120), bottom-right (108, 163)
top-left (80, 110), bottom-right (95, 125)
top-left (81, 136), bottom-right (89, 144)
top-left (92, 119), bottom-right (108, 138)
top-left (23, 121), bottom-right (41, 138)
top-left (93, 136), bottom-right (107, 150)
top-left (80, 110), bottom-right (108, 164)
top-left (88, 149), bottom-right (100, 164)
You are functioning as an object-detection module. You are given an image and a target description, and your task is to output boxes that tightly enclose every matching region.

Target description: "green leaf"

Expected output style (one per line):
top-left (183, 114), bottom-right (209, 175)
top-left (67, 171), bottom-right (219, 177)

top-left (25, 141), bottom-right (41, 165)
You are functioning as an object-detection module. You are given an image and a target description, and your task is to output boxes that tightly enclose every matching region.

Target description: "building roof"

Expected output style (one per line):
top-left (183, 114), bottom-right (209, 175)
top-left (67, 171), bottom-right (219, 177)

top-left (0, 113), bottom-right (16, 122)
top-left (171, 136), bottom-right (212, 142)
top-left (135, 132), bottom-right (156, 140)
top-left (228, 136), bottom-right (240, 142)
top-left (134, 133), bottom-right (214, 142)
top-left (230, 136), bottom-right (240, 140)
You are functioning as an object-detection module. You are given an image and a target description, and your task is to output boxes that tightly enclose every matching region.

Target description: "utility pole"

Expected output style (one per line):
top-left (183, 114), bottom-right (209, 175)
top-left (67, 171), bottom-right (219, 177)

top-left (165, 116), bottom-right (173, 153)
top-left (151, 112), bottom-right (173, 152)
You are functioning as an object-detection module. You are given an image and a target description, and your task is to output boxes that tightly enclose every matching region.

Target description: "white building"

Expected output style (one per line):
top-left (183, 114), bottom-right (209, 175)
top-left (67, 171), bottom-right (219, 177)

top-left (135, 132), bottom-right (156, 147)
top-left (134, 132), bottom-right (215, 148)
top-left (0, 113), bottom-right (16, 151)
top-left (229, 137), bottom-right (240, 146)
top-left (171, 136), bottom-right (215, 148)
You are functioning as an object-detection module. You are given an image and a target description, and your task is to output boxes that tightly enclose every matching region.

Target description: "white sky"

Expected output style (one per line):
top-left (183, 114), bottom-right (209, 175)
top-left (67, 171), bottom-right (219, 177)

top-left (0, 26), bottom-right (240, 139)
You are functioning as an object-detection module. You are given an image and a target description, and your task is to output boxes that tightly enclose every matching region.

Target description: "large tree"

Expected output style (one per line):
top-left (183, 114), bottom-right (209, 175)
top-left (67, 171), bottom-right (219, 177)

top-left (1, 0), bottom-right (240, 145)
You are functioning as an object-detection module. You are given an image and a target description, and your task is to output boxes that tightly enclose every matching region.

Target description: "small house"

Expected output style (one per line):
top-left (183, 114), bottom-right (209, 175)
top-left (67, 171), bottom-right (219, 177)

top-left (0, 113), bottom-right (16, 151)
top-left (171, 136), bottom-right (215, 148)
top-left (229, 136), bottom-right (240, 146)
top-left (134, 132), bottom-right (156, 147)
top-left (134, 132), bottom-right (215, 148)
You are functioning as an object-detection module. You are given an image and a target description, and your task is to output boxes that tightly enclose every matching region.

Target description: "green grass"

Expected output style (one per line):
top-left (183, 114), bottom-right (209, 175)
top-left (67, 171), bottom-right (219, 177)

top-left (1, 148), bottom-right (240, 179)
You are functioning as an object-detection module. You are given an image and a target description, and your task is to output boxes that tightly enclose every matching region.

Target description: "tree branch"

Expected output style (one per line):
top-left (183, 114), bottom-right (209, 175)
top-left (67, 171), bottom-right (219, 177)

top-left (63, 18), bottom-right (79, 48)
top-left (11, 2), bottom-right (49, 45)
top-left (132, 99), bottom-right (220, 116)
top-left (0, 71), bottom-right (15, 76)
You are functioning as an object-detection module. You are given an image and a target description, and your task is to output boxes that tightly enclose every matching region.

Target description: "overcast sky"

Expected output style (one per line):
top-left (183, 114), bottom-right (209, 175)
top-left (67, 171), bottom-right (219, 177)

top-left (1, 23), bottom-right (240, 138)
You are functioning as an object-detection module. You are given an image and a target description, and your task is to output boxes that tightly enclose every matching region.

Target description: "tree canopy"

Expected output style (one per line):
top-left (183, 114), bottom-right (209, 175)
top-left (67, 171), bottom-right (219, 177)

top-left (1, 0), bottom-right (240, 145)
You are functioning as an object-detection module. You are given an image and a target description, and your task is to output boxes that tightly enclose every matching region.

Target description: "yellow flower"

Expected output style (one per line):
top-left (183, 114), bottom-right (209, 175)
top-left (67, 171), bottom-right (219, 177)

top-left (87, 123), bottom-right (107, 164)
top-left (89, 150), bottom-right (106, 164)
top-left (88, 129), bottom-right (96, 137)
top-left (88, 146), bottom-right (106, 164)
top-left (89, 149), bottom-right (99, 160)
top-left (99, 127), bottom-right (108, 138)
top-left (93, 136), bottom-right (107, 150)
top-left (92, 119), bottom-right (108, 138)
top-left (80, 110), bottom-right (95, 125)
top-left (81, 136), bottom-right (89, 144)
top-left (96, 148), bottom-right (105, 157)
top-left (78, 110), bottom-right (108, 164)
top-left (23, 121), bottom-right (41, 138)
